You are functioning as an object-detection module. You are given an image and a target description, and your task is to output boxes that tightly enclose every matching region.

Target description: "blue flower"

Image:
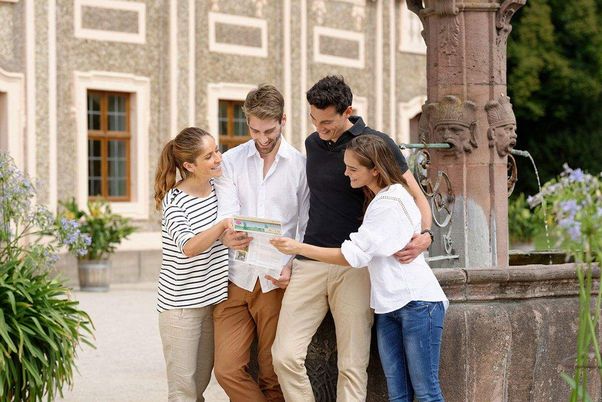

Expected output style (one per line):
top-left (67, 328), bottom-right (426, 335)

top-left (570, 169), bottom-right (585, 183)
top-left (559, 200), bottom-right (580, 218)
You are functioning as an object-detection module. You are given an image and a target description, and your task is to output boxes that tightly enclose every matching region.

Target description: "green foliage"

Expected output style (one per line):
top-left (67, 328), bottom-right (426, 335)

top-left (508, 193), bottom-right (543, 243)
top-left (0, 259), bottom-right (94, 401)
top-left (508, 0), bottom-right (602, 196)
top-left (59, 199), bottom-right (136, 261)
top-left (534, 165), bottom-right (602, 400)
top-left (0, 153), bottom-right (94, 401)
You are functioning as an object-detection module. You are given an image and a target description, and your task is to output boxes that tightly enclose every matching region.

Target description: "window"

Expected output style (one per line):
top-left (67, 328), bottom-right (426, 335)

top-left (87, 91), bottom-right (130, 201)
top-left (218, 100), bottom-right (249, 152)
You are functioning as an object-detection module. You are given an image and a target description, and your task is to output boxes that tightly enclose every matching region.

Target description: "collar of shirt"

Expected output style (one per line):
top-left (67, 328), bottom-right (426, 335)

top-left (317, 115), bottom-right (366, 150)
top-left (245, 136), bottom-right (294, 160)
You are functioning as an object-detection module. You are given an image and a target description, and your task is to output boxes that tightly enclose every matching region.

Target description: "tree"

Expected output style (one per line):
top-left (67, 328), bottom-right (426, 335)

top-left (507, 0), bottom-right (602, 195)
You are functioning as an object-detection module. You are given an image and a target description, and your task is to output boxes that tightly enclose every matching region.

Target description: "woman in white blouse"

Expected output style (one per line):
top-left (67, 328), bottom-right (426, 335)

top-left (271, 134), bottom-right (447, 402)
top-left (154, 127), bottom-right (231, 402)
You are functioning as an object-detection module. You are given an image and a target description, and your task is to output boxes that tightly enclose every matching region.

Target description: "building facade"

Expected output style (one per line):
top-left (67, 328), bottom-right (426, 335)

top-left (0, 0), bottom-right (426, 277)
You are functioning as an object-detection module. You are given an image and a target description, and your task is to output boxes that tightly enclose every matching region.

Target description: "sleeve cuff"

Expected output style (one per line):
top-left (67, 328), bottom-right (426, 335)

top-left (178, 232), bottom-right (195, 255)
top-left (341, 240), bottom-right (371, 268)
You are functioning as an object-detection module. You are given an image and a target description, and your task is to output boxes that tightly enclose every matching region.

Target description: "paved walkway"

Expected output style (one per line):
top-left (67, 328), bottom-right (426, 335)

top-left (58, 282), bottom-right (228, 402)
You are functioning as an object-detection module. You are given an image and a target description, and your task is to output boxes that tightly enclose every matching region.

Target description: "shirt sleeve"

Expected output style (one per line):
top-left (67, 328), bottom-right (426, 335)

top-left (214, 156), bottom-right (240, 220)
top-left (163, 204), bottom-right (195, 254)
top-left (296, 160), bottom-right (310, 242)
top-left (341, 200), bottom-right (415, 268)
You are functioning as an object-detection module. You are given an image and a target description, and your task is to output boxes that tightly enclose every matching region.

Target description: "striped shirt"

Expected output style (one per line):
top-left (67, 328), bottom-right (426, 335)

top-left (157, 185), bottom-right (229, 312)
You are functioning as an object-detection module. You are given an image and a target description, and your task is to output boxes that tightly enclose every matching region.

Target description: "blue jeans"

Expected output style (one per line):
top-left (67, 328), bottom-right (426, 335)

top-left (375, 301), bottom-right (445, 402)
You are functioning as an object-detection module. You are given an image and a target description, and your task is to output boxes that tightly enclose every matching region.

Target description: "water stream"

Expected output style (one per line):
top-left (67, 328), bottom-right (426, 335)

top-left (521, 150), bottom-right (554, 264)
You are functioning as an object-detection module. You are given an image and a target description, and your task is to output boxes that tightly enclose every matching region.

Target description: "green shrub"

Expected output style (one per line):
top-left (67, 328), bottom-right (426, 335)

top-left (0, 153), bottom-right (94, 401)
top-left (508, 193), bottom-right (542, 244)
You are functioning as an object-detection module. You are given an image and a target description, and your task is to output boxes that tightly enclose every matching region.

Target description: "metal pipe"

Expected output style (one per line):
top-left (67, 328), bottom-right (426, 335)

top-left (510, 149), bottom-right (530, 158)
top-left (426, 255), bottom-right (460, 262)
top-left (400, 144), bottom-right (531, 159)
top-left (399, 143), bottom-right (451, 150)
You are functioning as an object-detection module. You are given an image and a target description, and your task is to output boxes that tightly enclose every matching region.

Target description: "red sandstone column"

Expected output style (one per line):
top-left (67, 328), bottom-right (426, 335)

top-left (408, 0), bottom-right (525, 268)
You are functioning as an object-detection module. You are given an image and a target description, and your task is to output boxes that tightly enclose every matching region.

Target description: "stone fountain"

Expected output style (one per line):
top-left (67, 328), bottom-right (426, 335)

top-left (301, 1), bottom-right (601, 401)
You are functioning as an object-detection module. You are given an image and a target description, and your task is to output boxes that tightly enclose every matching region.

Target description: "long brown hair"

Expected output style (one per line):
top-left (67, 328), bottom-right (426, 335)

top-left (346, 135), bottom-right (408, 205)
top-left (154, 127), bottom-right (212, 210)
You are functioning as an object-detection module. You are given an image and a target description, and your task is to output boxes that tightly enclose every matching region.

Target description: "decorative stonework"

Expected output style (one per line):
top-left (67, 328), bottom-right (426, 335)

top-left (312, 0), bottom-right (326, 25)
top-left (434, 0), bottom-right (459, 16)
top-left (351, 4), bottom-right (365, 31)
top-left (439, 17), bottom-right (461, 66)
top-left (255, 0), bottom-right (268, 18)
top-left (485, 95), bottom-right (517, 157)
top-left (425, 95), bottom-right (478, 156)
top-left (73, 0), bottom-right (146, 44)
top-left (313, 27), bottom-right (365, 69)
top-left (495, 0), bottom-right (527, 79)
top-left (208, 13), bottom-right (268, 58)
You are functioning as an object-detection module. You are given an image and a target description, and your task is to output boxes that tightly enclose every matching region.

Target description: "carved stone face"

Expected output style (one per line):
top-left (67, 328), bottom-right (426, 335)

top-left (435, 123), bottom-right (476, 154)
top-left (492, 123), bottom-right (517, 157)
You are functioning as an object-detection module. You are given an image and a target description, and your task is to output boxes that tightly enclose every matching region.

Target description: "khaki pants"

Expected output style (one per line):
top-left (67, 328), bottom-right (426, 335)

top-left (213, 281), bottom-right (285, 402)
top-left (159, 306), bottom-right (214, 402)
top-left (272, 259), bottom-right (373, 402)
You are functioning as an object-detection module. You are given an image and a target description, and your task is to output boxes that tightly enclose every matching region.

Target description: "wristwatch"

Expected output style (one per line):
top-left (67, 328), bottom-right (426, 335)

top-left (420, 228), bottom-right (434, 243)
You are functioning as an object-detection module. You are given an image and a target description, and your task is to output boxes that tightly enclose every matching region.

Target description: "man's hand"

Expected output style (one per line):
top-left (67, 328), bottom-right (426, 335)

top-left (394, 232), bottom-right (431, 264)
top-left (265, 262), bottom-right (292, 289)
top-left (221, 229), bottom-right (253, 250)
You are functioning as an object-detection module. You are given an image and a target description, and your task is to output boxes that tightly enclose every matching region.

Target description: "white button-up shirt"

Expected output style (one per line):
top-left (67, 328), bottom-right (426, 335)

top-left (341, 184), bottom-right (448, 314)
top-left (215, 138), bottom-right (310, 293)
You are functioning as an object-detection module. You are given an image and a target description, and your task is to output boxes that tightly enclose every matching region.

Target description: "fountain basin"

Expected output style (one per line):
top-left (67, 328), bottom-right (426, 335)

top-left (299, 263), bottom-right (600, 401)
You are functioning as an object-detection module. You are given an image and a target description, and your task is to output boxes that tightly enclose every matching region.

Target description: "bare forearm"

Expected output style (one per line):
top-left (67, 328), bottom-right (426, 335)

top-left (402, 170), bottom-right (432, 230)
top-left (182, 222), bottom-right (226, 257)
top-left (415, 194), bottom-right (432, 230)
top-left (298, 244), bottom-right (350, 266)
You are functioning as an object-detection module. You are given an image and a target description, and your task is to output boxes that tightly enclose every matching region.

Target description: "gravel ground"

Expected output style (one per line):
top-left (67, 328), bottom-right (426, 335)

top-left (57, 282), bottom-right (228, 402)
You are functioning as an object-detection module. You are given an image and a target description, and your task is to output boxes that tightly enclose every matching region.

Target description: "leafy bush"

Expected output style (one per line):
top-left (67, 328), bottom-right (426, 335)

top-left (508, 193), bottom-right (543, 244)
top-left (532, 164), bottom-right (602, 400)
top-left (0, 153), bottom-right (94, 401)
top-left (59, 198), bottom-right (136, 261)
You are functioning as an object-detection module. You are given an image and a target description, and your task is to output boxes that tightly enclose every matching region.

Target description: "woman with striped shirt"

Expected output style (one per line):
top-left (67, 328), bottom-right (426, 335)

top-left (154, 127), bottom-right (230, 402)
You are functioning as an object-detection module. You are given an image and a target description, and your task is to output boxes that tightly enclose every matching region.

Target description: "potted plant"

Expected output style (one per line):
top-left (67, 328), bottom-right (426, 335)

top-left (60, 198), bottom-right (136, 291)
top-left (0, 153), bottom-right (94, 400)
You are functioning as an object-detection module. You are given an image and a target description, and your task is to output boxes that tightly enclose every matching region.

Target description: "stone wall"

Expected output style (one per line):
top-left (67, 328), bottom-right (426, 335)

top-left (304, 264), bottom-right (601, 401)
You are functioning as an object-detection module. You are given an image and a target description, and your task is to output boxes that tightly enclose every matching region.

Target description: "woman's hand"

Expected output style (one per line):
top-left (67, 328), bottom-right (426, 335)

top-left (270, 237), bottom-right (302, 255)
top-left (221, 218), bottom-right (233, 231)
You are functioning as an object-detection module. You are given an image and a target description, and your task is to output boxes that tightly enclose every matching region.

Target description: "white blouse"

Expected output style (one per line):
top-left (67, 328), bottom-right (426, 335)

top-left (341, 183), bottom-right (447, 314)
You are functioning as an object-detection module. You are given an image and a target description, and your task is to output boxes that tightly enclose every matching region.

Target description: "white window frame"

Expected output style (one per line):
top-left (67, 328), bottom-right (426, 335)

top-left (398, 95), bottom-right (426, 145)
top-left (352, 96), bottom-right (368, 124)
top-left (74, 71), bottom-right (150, 219)
top-left (208, 12), bottom-right (268, 57)
top-left (74, 0), bottom-right (146, 44)
top-left (207, 82), bottom-right (257, 147)
top-left (0, 68), bottom-right (25, 170)
top-left (399, 0), bottom-right (426, 55)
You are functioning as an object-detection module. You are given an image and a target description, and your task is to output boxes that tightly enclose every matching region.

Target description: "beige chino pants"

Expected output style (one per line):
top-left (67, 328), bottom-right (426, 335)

top-left (272, 259), bottom-right (373, 402)
top-left (159, 306), bottom-right (214, 402)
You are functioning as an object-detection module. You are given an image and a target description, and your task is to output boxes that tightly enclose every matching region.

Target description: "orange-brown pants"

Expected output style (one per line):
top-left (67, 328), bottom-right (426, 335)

top-left (213, 281), bottom-right (285, 402)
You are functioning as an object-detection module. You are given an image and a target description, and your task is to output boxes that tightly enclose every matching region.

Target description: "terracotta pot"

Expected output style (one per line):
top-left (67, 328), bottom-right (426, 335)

top-left (78, 259), bottom-right (111, 292)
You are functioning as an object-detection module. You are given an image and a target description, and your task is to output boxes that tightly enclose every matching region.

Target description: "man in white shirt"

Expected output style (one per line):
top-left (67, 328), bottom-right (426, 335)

top-left (213, 84), bottom-right (309, 402)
